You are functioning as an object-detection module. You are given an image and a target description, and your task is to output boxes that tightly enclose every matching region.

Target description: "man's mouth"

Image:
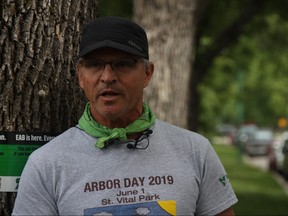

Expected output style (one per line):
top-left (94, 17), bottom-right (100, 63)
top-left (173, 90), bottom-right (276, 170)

top-left (100, 90), bottom-right (120, 97)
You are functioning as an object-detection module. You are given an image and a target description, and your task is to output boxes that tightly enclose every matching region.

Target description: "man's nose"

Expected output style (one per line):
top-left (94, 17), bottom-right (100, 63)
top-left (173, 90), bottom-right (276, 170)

top-left (100, 64), bottom-right (117, 83)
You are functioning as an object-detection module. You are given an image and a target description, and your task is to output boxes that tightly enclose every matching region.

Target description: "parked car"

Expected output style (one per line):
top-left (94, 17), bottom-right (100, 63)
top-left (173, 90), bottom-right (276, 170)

top-left (216, 123), bottom-right (237, 144)
top-left (268, 132), bottom-right (288, 173)
top-left (244, 128), bottom-right (274, 156)
top-left (235, 123), bottom-right (258, 147)
top-left (282, 137), bottom-right (288, 179)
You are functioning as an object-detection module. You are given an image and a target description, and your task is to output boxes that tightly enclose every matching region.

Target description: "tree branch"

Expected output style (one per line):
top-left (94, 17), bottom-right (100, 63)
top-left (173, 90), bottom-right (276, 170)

top-left (196, 0), bottom-right (265, 80)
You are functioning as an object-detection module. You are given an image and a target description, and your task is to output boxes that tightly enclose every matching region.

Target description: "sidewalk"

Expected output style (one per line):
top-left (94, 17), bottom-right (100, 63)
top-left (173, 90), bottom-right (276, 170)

top-left (243, 155), bottom-right (288, 196)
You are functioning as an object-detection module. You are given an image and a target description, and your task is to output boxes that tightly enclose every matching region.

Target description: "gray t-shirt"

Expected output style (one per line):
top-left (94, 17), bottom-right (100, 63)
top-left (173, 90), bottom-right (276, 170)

top-left (12, 119), bottom-right (237, 215)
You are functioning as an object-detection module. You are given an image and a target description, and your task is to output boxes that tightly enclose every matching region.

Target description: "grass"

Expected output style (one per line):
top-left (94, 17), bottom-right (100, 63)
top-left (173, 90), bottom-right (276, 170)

top-left (213, 144), bottom-right (288, 216)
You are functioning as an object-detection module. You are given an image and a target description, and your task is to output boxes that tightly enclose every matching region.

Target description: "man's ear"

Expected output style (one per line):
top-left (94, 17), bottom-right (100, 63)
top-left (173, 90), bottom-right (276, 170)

top-left (144, 62), bottom-right (154, 88)
top-left (76, 64), bottom-right (84, 89)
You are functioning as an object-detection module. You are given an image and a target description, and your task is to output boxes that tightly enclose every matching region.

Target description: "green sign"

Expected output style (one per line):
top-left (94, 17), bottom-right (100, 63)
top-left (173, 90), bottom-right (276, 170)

top-left (0, 132), bottom-right (58, 192)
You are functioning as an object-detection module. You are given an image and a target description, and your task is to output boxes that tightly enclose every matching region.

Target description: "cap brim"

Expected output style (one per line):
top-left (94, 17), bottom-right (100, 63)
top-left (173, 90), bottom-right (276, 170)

top-left (78, 40), bottom-right (146, 59)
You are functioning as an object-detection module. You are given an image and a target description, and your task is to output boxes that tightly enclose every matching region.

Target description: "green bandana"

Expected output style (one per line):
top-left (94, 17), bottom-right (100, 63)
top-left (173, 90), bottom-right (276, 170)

top-left (78, 102), bottom-right (155, 149)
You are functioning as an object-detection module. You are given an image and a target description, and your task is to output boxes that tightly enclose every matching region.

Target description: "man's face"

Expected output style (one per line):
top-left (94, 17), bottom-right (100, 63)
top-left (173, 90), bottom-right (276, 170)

top-left (77, 48), bottom-right (153, 128)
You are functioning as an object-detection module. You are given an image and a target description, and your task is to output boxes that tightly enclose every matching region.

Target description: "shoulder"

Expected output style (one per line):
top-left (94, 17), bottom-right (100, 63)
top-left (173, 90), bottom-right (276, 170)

top-left (153, 119), bottom-right (213, 154)
top-left (38, 127), bottom-right (81, 148)
top-left (154, 119), bottom-right (210, 144)
top-left (28, 127), bottom-right (92, 161)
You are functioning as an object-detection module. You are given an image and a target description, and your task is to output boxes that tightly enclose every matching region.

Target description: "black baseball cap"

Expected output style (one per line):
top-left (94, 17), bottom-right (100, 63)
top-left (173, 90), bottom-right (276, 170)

top-left (79, 16), bottom-right (149, 59)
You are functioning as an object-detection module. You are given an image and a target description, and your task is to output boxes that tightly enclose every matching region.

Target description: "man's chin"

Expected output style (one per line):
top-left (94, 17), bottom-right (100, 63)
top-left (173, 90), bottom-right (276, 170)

top-left (101, 106), bottom-right (123, 119)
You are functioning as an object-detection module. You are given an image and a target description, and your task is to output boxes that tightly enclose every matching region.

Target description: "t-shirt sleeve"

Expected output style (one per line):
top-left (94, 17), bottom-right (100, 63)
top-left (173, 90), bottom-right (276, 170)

top-left (12, 155), bottom-right (58, 215)
top-left (195, 143), bottom-right (238, 215)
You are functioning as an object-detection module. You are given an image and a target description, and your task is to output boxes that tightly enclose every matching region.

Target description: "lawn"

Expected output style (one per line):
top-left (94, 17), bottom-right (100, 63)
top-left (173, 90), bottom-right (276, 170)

top-left (213, 144), bottom-right (288, 216)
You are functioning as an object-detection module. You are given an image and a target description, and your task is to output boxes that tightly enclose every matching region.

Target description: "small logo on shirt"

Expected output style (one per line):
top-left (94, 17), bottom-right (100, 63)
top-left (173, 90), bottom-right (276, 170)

top-left (219, 175), bottom-right (229, 186)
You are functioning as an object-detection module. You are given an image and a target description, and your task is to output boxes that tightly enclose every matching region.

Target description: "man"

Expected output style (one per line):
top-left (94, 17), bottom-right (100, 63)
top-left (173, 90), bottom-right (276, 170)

top-left (13, 16), bottom-right (237, 215)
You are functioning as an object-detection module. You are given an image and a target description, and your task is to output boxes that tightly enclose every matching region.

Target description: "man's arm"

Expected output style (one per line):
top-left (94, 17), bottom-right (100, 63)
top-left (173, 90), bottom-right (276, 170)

top-left (216, 207), bottom-right (235, 216)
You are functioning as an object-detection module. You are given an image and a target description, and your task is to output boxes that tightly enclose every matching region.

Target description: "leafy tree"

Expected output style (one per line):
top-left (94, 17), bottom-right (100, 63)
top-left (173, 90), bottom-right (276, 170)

top-left (199, 1), bottom-right (288, 134)
top-left (98, 0), bottom-right (133, 18)
top-left (191, 0), bottom-right (266, 133)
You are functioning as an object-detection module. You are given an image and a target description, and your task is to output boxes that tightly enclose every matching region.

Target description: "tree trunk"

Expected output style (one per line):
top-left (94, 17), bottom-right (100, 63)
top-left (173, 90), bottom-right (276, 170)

top-left (0, 1), bottom-right (98, 215)
top-left (133, 0), bottom-right (197, 129)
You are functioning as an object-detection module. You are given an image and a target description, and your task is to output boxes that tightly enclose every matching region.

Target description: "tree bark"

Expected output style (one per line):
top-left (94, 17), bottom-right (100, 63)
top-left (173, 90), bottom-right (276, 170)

top-left (0, 0), bottom-right (98, 215)
top-left (133, 0), bottom-right (197, 129)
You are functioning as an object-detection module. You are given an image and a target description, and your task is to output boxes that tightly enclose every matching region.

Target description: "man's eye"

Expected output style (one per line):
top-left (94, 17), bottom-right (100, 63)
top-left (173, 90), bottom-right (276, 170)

top-left (85, 61), bottom-right (103, 69)
top-left (115, 60), bottom-right (135, 69)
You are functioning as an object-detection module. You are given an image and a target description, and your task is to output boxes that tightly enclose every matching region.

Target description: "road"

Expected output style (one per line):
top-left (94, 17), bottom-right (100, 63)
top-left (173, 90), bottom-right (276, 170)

top-left (244, 155), bottom-right (288, 195)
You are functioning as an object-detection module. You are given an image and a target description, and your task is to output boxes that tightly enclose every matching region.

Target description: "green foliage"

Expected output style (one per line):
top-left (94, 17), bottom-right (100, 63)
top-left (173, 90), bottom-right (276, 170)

top-left (198, 0), bottom-right (257, 53)
top-left (214, 144), bottom-right (288, 215)
top-left (98, 0), bottom-right (133, 19)
top-left (199, 5), bottom-right (288, 132)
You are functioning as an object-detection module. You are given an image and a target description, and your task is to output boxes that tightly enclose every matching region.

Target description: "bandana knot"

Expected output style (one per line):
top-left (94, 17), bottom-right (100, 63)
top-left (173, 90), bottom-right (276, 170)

top-left (112, 128), bottom-right (127, 139)
top-left (78, 103), bottom-right (155, 149)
